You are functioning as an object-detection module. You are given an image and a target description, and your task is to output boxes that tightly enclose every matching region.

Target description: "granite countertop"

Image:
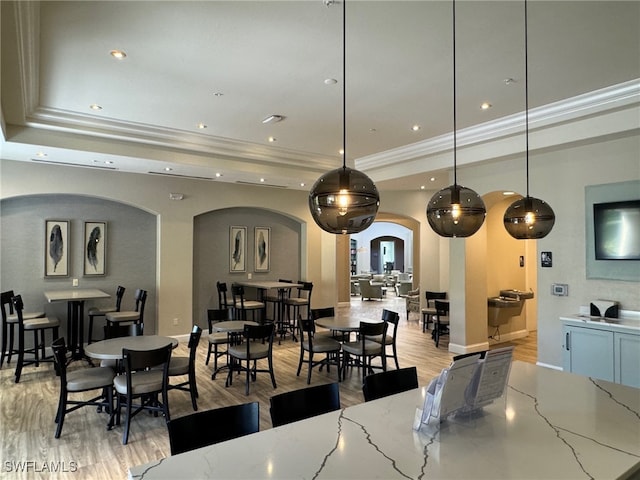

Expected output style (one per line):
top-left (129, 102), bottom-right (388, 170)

top-left (128, 361), bottom-right (640, 480)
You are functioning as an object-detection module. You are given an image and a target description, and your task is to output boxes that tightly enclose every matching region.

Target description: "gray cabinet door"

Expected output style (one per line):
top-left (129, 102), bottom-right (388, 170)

top-left (615, 332), bottom-right (640, 388)
top-left (563, 325), bottom-right (614, 382)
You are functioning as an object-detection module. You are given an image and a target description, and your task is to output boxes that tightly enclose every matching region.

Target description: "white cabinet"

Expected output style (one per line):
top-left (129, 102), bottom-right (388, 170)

top-left (563, 325), bottom-right (614, 382)
top-left (562, 318), bottom-right (640, 387)
top-left (615, 332), bottom-right (640, 388)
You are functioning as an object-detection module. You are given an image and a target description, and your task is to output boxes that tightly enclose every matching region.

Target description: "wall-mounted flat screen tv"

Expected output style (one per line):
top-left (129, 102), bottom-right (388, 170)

top-left (593, 200), bottom-right (640, 260)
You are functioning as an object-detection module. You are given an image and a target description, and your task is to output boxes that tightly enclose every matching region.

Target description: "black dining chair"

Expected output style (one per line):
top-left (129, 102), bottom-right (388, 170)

top-left (167, 402), bottom-right (259, 455)
top-left (231, 284), bottom-right (265, 322)
top-left (226, 323), bottom-right (276, 395)
top-left (422, 291), bottom-right (447, 332)
top-left (1, 290), bottom-right (45, 367)
top-left (52, 337), bottom-right (115, 438)
top-left (362, 366), bottom-right (419, 402)
top-left (105, 288), bottom-right (147, 327)
top-left (88, 285), bottom-right (125, 344)
top-left (433, 300), bottom-right (450, 348)
top-left (11, 294), bottom-right (60, 383)
top-left (269, 382), bottom-right (340, 428)
top-left (341, 321), bottom-right (387, 381)
top-left (205, 308), bottom-right (231, 371)
top-left (297, 316), bottom-right (341, 384)
top-left (372, 309), bottom-right (401, 370)
top-left (167, 325), bottom-right (202, 411)
top-left (111, 343), bottom-right (172, 445)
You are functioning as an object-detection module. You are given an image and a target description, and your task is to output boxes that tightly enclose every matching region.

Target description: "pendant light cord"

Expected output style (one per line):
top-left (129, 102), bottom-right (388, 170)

top-left (524, 0), bottom-right (530, 197)
top-left (342, 0), bottom-right (347, 171)
top-left (452, 0), bottom-right (458, 186)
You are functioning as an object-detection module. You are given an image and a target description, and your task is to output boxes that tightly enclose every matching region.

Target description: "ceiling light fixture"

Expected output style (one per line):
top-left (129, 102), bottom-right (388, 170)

top-left (426, 0), bottom-right (486, 238)
top-left (480, 102), bottom-right (492, 110)
top-left (268, 136), bottom-right (276, 143)
top-left (412, 125), bottom-right (421, 131)
top-left (197, 123), bottom-right (207, 129)
top-left (262, 115), bottom-right (284, 124)
top-left (504, 0), bottom-right (555, 239)
top-left (308, 0), bottom-right (379, 235)
top-left (89, 104), bottom-right (102, 111)
top-left (110, 49), bottom-right (126, 59)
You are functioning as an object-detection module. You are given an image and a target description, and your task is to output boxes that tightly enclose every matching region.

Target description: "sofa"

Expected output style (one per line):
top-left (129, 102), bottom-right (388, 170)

top-left (359, 279), bottom-right (384, 301)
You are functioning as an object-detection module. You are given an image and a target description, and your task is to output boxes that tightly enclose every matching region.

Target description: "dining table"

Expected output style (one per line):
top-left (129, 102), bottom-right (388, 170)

top-left (315, 315), bottom-right (382, 341)
top-left (44, 288), bottom-right (111, 362)
top-left (84, 335), bottom-right (178, 361)
top-left (128, 361), bottom-right (640, 479)
top-left (209, 320), bottom-right (258, 379)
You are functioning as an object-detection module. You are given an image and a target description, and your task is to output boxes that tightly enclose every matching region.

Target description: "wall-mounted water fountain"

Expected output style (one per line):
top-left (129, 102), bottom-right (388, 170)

top-left (488, 289), bottom-right (534, 340)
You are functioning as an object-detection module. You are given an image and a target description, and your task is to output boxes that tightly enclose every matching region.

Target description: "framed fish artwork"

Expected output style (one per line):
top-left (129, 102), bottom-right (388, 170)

top-left (254, 227), bottom-right (270, 272)
top-left (45, 220), bottom-right (69, 278)
top-left (84, 221), bottom-right (106, 276)
top-left (230, 226), bottom-right (247, 273)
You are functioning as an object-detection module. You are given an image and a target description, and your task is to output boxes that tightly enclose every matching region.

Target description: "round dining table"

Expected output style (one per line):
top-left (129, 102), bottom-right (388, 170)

top-left (314, 316), bottom-right (381, 333)
top-left (84, 335), bottom-right (178, 360)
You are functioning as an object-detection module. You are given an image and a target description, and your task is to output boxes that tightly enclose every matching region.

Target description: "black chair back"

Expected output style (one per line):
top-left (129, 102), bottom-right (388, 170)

top-left (381, 309), bottom-right (399, 326)
top-left (133, 289), bottom-right (148, 322)
top-left (105, 322), bottom-right (144, 339)
top-left (216, 281), bottom-right (230, 310)
top-left (362, 366), bottom-right (419, 402)
top-left (310, 307), bottom-right (335, 320)
top-left (426, 291), bottom-right (447, 307)
top-left (434, 300), bottom-right (450, 316)
top-left (114, 286), bottom-right (126, 311)
top-left (207, 308), bottom-right (230, 333)
top-left (269, 383), bottom-right (340, 427)
top-left (168, 402), bottom-right (259, 455)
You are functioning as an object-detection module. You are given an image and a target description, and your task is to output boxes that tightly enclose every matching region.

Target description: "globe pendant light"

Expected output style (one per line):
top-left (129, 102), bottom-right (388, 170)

top-left (503, 0), bottom-right (555, 239)
top-left (426, 0), bottom-right (486, 238)
top-left (308, 0), bottom-right (379, 235)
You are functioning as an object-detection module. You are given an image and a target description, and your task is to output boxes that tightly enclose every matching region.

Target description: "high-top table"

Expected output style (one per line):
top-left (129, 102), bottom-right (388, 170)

top-left (236, 280), bottom-right (302, 336)
top-left (129, 361), bottom-right (640, 479)
top-left (44, 288), bottom-right (110, 362)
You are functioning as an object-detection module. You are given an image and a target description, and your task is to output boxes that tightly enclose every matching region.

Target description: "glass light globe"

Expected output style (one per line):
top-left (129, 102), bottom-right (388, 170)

top-left (426, 184), bottom-right (486, 238)
top-left (503, 196), bottom-right (555, 239)
top-left (309, 166), bottom-right (380, 234)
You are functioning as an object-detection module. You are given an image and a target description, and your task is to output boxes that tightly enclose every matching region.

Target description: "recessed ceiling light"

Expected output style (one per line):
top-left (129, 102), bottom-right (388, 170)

top-left (260, 178), bottom-right (265, 183)
top-left (504, 78), bottom-right (516, 85)
top-left (105, 160), bottom-right (113, 165)
top-left (420, 185), bottom-right (426, 190)
top-left (196, 122), bottom-right (207, 129)
top-left (300, 182), bottom-right (306, 187)
top-left (89, 104), bottom-right (103, 111)
top-left (110, 49), bottom-right (127, 59)
top-left (412, 125), bottom-right (421, 131)
top-left (165, 167), bottom-right (172, 172)
top-left (481, 102), bottom-right (492, 110)
top-left (215, 173), bottom-right (222, 178)
top-left (213, 92), bottom-right (224, 97)
top-left (268, 136), bottom-right (276, 142)
top-left (339, 149), bottom-right (344, 155)
top-left (430, 177), bottom-right (436, 182)
top-left (262, 115), bottom-right (284, 124)
top-left (36, 151), bottom-right (47, 157)
top-left (324, 78), bottom-right (338, 85)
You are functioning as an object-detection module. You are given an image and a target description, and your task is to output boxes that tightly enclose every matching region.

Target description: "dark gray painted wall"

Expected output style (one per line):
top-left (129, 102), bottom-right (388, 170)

top-left (193, 207), bottom-right (301, 329)
top-left (1, 195), bottom-right (157, 341)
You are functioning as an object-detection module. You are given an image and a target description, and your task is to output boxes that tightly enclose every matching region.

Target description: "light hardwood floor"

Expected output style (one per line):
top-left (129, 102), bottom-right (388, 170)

top-left (0, 295), bottom-right (537, 479)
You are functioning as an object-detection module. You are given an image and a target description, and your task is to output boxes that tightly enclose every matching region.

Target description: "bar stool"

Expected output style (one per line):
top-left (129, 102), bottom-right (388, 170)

top-left (231, 284), bottom-right (264, 322)
top-left (216, 282), bottom-right (232, 316)
top-left (284, 282), bottom-right (313, 339)
top-left (105, 289), bottom-right (147, 327)
top-left (87, 285), bottom-right (125, 343)
top-left (12, 294), bottom-right (60, 383)
top-left (1, 290), bottom-right (45, 367)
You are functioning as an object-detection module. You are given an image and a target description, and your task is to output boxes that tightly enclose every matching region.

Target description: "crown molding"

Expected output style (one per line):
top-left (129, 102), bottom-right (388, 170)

top-left (357, 78), bottom-right (640, 170)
